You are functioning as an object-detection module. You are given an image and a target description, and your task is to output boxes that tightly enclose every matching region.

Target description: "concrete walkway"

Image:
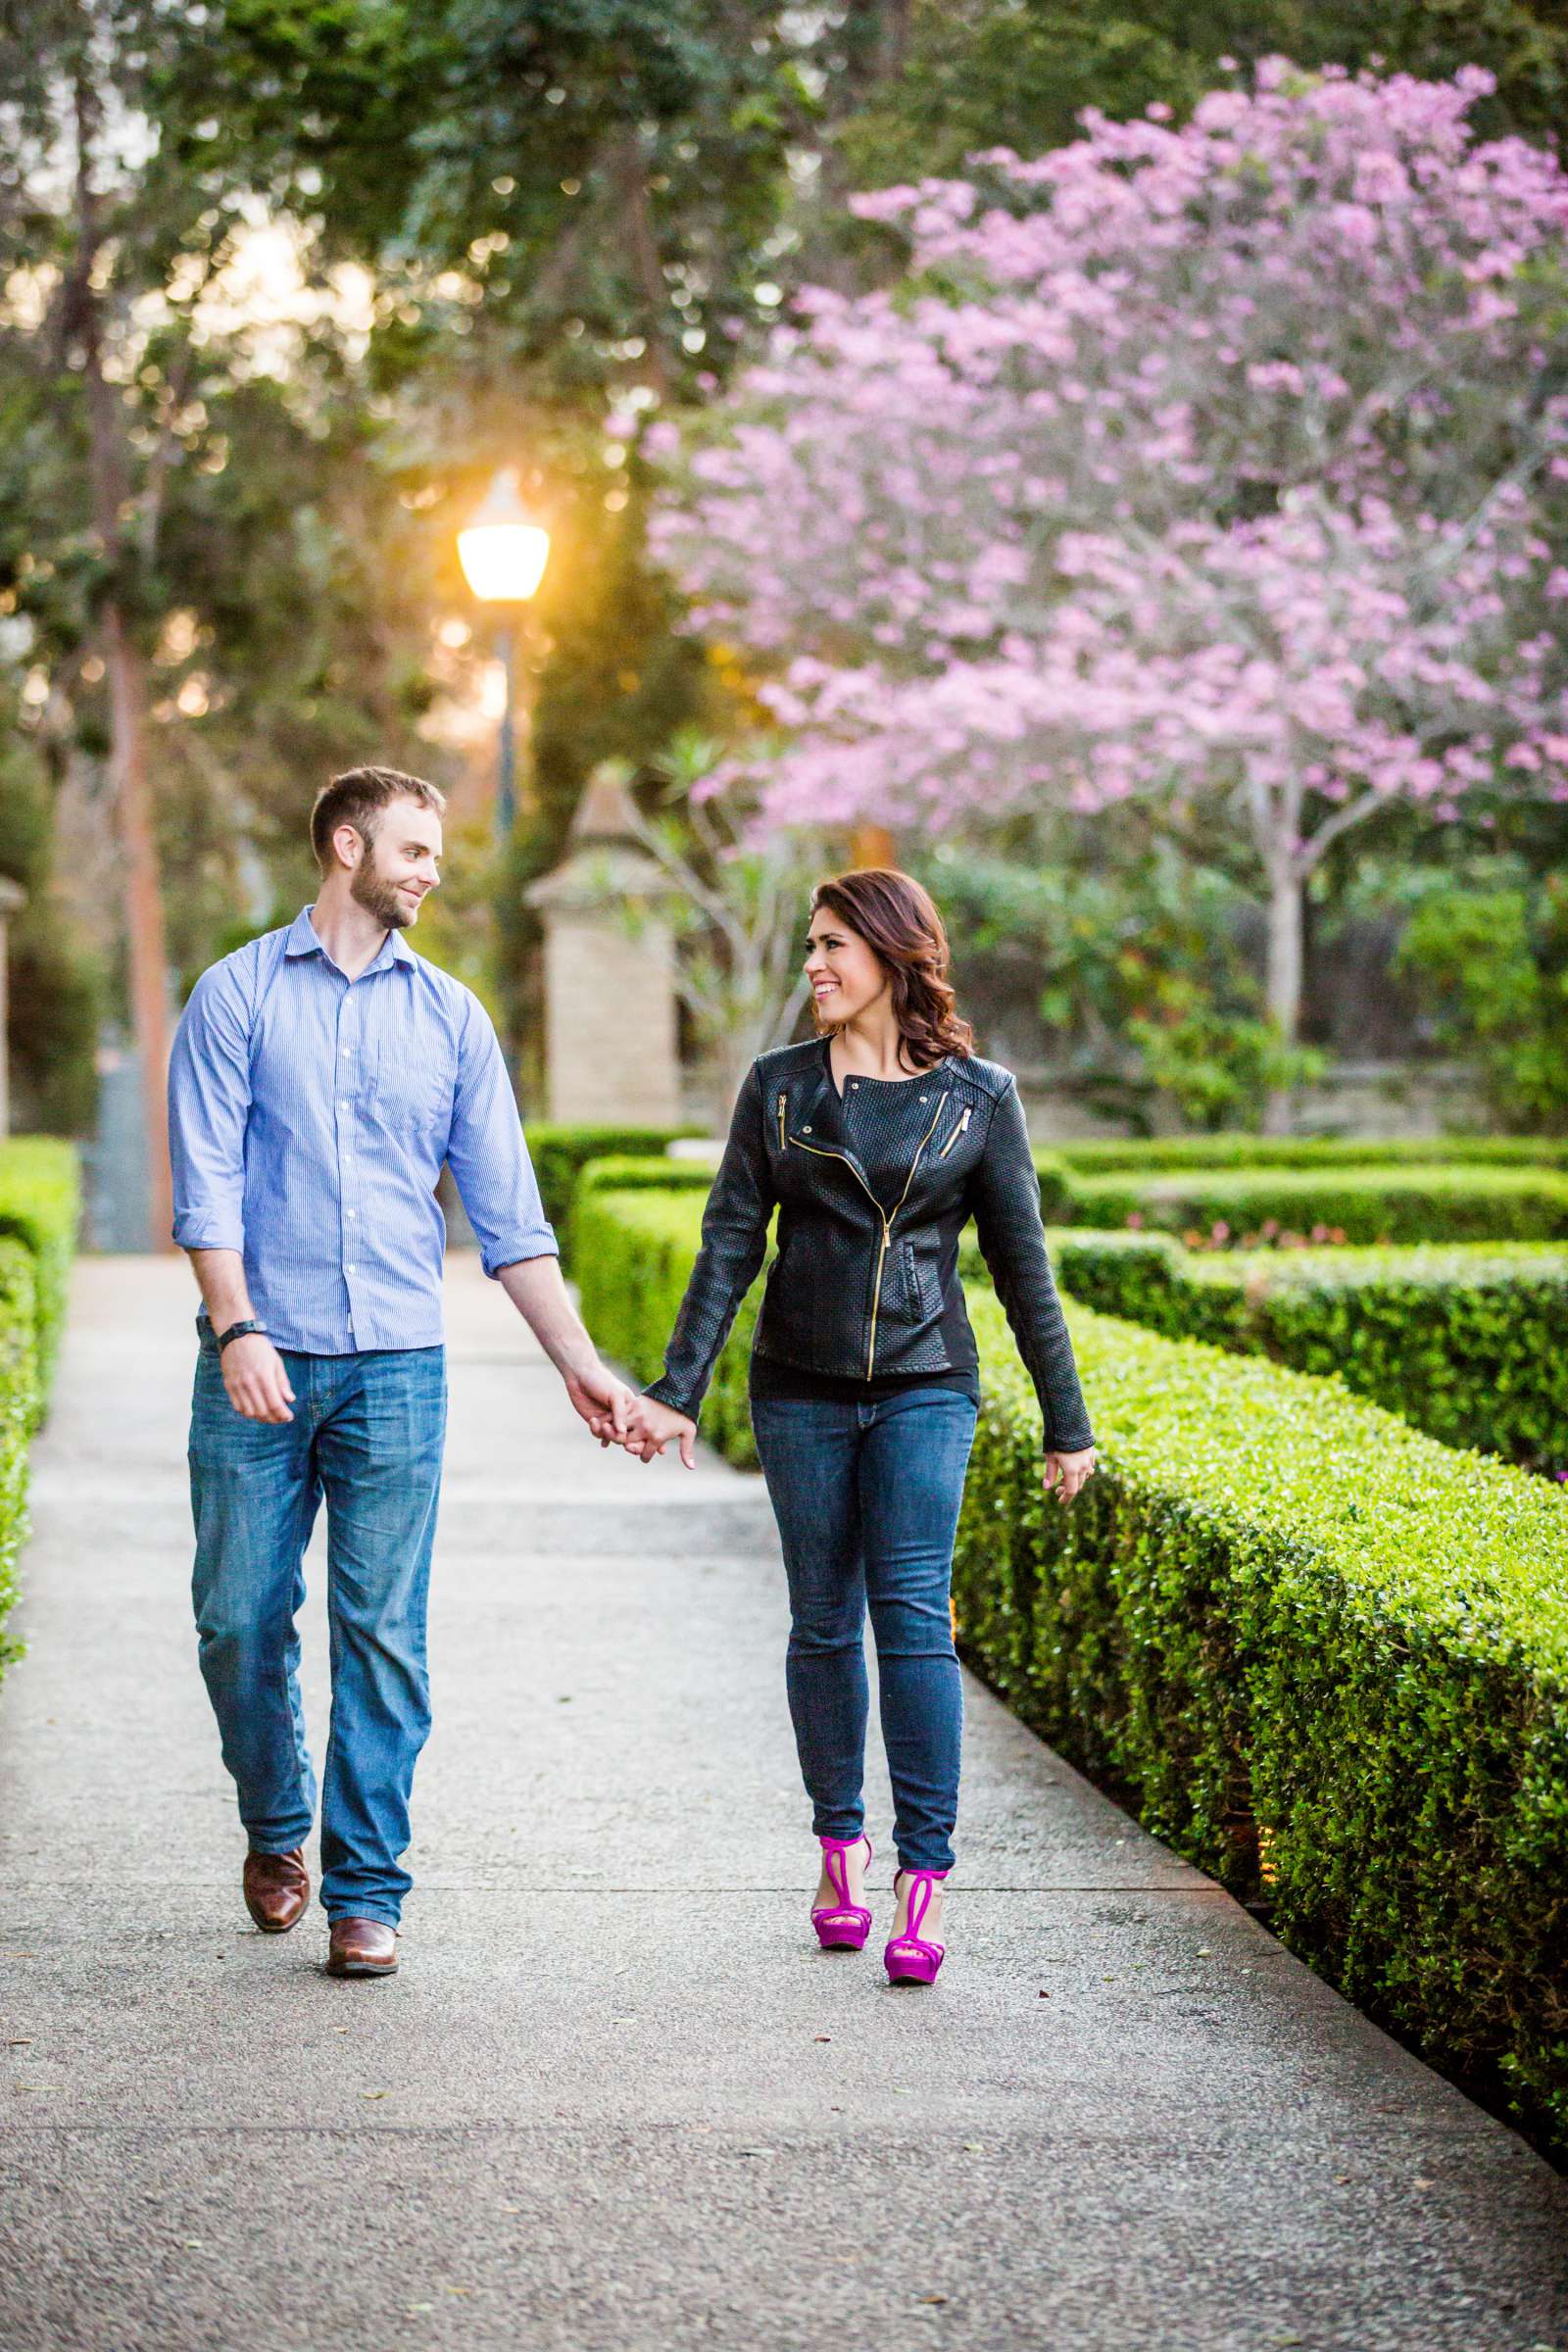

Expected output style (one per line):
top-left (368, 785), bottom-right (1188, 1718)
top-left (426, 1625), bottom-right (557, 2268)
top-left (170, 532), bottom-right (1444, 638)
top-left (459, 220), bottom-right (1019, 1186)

top-left (2, 1256), bottom-right (1566, 2352)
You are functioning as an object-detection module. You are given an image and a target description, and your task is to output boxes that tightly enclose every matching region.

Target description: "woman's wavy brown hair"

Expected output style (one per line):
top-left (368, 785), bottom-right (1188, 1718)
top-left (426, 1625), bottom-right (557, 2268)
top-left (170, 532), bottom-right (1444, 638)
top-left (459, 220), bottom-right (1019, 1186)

top-left (808, 867), bottom-right (974, 1069)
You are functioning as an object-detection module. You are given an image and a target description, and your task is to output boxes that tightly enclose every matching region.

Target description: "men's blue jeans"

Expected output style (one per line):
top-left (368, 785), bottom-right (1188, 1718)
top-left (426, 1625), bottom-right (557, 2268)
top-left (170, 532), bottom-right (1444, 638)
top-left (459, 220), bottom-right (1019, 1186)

top-left (187, 1324), bottom-right (447, 1927)
top-left (749, 1385), bottom-right (978, 1874)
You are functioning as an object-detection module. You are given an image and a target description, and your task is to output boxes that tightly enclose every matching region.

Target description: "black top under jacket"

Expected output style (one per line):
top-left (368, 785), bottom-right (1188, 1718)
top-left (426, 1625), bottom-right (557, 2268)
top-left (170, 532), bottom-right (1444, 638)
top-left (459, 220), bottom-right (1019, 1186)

top-left (642, 1035), bottom-right (1096, 1451)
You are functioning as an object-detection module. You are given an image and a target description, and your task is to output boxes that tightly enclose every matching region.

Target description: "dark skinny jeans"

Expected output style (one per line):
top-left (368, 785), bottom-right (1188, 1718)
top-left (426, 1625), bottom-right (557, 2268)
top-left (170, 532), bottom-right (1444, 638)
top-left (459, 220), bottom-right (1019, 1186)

top-left (749, 1383), bottom-right (978, 1874)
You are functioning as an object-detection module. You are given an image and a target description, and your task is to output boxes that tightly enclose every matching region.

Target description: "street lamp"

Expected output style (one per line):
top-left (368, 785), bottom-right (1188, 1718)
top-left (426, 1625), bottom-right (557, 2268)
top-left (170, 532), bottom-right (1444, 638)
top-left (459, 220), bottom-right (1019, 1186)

top-left (458, 468), bottom-right (551, 837)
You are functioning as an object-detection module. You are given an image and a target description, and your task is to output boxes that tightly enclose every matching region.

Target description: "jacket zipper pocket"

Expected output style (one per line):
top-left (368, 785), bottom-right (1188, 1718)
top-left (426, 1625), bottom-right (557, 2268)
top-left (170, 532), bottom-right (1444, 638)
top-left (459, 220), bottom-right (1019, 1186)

top-left (937, 1104), bottom-right (972, 1159)
top-left (777, 1092), bottom-right (787, 1149)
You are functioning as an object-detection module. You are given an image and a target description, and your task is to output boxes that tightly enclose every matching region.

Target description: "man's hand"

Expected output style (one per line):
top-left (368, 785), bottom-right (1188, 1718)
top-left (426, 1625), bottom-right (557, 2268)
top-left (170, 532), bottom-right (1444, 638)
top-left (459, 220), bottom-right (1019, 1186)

top-left (564, 1359), bottom-right (635, 1446)
top-left (221, 1334), bottom-right (296, 1424)
top-left (1043, 1446), bottom-right (1097, 1503)
top-left (619, 1396), bottom-right (698, 1469)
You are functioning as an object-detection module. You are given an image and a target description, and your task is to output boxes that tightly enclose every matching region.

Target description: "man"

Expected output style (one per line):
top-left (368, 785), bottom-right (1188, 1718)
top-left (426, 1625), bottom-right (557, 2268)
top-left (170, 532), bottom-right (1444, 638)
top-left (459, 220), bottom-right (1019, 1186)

top-left (168, 764), bottom-right (636, 1978)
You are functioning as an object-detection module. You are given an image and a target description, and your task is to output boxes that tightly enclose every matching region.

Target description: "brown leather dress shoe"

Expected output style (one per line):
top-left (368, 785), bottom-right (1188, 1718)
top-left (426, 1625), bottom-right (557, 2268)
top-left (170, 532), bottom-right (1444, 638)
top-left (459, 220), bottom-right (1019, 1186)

top-left (326, 1917), bottom-right (399, 1977)
top-left (242, 1846), bottom-right (311, 1935)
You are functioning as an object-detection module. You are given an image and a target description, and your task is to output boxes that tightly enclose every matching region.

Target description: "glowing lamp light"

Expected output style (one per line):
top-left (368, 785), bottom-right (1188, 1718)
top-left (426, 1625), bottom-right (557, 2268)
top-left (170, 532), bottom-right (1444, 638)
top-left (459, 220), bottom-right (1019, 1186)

top-left (457, 468), bottom-right (550, 603)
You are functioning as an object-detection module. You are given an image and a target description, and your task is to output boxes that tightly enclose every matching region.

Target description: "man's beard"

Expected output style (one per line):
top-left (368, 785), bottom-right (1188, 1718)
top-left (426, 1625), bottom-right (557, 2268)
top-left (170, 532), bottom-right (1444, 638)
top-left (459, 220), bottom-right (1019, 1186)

top-left (350, 857), bottom-right (415, 930)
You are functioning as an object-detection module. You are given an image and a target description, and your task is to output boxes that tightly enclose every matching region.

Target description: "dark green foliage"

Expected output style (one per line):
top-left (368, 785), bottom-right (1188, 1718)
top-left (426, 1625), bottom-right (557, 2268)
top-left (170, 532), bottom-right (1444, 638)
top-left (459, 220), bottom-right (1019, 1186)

top-left (525, 1122), bottom-right (708, 1236)
top-left (0, 1137), bottom-right (78, 1688)
top-left (0, 1138), bottom-right (81, 1405)
top-left (956, 1286), bottom-right (1568, 2160)
top-left (1051, 1134), bottom-right (1568, 1173)
top-left (1058, 1163), bottom-right (1568, 1245)
top-left (0, 1237), bottom-right (38, 1681)
top-left (1054, 1231), bottom-right (1568, 1472)
top-left (569, 1183), bottom-right (769, 1469)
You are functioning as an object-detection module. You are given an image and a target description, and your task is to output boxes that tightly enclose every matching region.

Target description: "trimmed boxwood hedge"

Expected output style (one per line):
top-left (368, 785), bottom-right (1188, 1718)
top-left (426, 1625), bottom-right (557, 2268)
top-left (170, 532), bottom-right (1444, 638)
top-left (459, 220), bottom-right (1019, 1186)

top-left (0, 1137), bottom-right (79, 1402)
top-left (1054, 1133), bottom-right (1568, 1174)
top-left (0, 1140), bottom-right (77, 1687)
top-left (956, 1284), bottom-right (1568, 2156)
top-left (0, 1237), bottom-right (37, 1679)
top-left (523, 1122), bottom-right (709, 1236)
top-left (571, 1183), bottom-right (769, 1469)
top-left (576, 1180), bottom-right (1568, 2155)
top-left (578, 1134), bottom-right (1568, 1251)
top-left (1054, 1231), bottom-right (1568, 1474)
top-left (1054, 1161), bottom-right (1568, 1245)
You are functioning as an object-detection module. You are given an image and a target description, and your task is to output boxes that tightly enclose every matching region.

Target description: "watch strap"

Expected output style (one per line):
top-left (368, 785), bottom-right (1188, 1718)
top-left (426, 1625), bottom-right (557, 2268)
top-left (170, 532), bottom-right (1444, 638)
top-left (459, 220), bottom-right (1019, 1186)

top-left (216, 1318), bottom-right (268, 1353)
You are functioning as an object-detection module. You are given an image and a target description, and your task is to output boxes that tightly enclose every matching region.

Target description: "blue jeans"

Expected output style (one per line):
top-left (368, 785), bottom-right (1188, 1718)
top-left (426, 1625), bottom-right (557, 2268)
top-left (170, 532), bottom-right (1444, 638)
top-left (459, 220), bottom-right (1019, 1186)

top-left (187, 1325), bottom-right (447, 1926)
top-left (750, 1386), bottom-right (978, 1874)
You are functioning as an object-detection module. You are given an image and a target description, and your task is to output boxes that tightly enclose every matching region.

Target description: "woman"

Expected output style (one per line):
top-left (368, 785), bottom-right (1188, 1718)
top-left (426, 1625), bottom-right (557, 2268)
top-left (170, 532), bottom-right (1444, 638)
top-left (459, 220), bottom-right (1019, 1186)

top-left (622, 868), bottom-right (1097, 1984)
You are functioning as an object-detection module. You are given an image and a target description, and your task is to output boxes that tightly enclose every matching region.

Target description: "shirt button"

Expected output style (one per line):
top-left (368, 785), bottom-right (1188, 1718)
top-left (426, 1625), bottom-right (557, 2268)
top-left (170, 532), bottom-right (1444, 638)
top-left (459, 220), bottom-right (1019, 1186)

top-left (345, 1264), bottom-right (356, 1275)
top-left (346, 1208), bottom-right (357, 1219)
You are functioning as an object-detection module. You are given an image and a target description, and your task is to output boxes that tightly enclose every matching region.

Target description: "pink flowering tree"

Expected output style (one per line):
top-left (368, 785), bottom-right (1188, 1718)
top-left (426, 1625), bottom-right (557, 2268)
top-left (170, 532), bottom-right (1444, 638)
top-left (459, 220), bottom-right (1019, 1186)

top-left (648, 61), bottom-right (1568, 1123)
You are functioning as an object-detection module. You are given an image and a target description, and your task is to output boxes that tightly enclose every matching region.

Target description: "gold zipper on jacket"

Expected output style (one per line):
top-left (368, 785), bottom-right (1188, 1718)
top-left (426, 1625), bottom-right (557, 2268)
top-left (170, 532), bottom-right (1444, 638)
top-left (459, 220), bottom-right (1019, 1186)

top-left (937, 1104), bottom-right (972, 1159)
top-left (784, 1095), bottom-right (948, 1377)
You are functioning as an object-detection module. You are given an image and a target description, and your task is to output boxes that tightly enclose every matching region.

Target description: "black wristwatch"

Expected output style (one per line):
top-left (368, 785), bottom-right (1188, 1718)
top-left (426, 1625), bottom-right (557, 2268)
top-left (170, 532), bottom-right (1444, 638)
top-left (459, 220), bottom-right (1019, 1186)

top-left (217, 1318), bottom-right (269, 1354)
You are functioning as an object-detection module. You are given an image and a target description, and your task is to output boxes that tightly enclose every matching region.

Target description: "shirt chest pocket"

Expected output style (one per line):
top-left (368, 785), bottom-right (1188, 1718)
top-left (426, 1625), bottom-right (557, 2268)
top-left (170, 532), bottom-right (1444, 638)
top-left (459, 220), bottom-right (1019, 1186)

top-left (366, 1032), bottom-right (456, 1147)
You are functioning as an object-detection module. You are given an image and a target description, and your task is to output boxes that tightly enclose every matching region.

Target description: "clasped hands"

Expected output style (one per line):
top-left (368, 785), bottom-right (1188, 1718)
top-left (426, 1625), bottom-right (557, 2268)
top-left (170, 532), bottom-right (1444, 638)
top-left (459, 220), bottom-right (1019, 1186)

top-left (568, 1359), bottom-right (1097, 1496)
top-left (564, 1362), bottom-right (697, 1468)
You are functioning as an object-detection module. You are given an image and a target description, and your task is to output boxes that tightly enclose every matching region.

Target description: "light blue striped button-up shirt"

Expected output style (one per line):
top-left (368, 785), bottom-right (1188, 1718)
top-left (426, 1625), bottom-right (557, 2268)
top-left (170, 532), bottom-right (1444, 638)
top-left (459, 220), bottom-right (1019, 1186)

top-left (168, 906), bottom-right (558, 1354)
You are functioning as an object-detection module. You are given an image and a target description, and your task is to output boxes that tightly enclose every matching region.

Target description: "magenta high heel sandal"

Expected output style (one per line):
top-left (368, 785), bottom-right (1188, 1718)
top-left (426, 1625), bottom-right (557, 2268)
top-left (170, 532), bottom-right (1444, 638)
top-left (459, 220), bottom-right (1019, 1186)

top-left (884, 1868), bottom-right (949, 1985)
top-left (811, 1832), bottom-right (874, 1951)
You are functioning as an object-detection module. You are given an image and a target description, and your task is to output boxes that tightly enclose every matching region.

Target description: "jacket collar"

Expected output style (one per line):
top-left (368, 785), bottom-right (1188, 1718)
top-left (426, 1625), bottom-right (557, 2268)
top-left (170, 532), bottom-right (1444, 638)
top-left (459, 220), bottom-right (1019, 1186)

top-left (789, 1038), bottom-right (955, 1201)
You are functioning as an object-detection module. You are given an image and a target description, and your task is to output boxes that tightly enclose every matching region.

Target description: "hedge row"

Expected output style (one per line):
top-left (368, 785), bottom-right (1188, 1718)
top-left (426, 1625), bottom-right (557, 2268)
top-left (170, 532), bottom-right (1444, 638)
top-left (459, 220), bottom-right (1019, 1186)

top-left (571, 1184), bottom-right (768, 1470)
top-left (0, 1137), bottom-right (80, 1401)
top-left (0, 1140), bottom-right (79, 1685)
top-left (523, 1122), bottom-right (708, 1236)
top-left (956, 1284), bottom-right (1568, 2156)
top-left (1053, 1133), bottom-right (1568, 1174)
top-left (1054, 1231), bottom-right (1568, 1474)
top-left (577, 1180), bottom-right (1568, 2156)
top-left (1041, 1159), bottom-right (1568, 1245)
top-left (564, 1136), bottom-right (1568, 1253)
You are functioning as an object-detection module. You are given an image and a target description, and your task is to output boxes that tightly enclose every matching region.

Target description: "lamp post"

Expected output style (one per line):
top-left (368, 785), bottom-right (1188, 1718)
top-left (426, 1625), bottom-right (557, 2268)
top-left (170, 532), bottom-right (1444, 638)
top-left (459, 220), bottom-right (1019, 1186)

top-left (457, 468), bottom-right (551, 838)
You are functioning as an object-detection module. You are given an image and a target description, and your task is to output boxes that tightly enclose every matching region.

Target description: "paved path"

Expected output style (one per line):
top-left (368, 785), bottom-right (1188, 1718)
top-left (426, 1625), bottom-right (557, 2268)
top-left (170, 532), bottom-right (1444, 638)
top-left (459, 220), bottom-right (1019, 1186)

top-left (2, 1256), bottom-right (1566, 2352)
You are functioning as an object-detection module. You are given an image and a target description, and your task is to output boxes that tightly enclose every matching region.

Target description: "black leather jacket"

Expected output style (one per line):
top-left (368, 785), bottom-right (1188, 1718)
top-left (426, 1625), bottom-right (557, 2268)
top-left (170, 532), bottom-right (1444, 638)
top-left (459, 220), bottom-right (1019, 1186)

top-left (643, 1036), bottom-right (1095, 1450)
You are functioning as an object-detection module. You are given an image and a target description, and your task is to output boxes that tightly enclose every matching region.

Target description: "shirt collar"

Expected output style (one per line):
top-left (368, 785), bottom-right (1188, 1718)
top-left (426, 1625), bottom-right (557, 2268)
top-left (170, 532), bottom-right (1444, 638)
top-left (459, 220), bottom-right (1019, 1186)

top-left (284, 905), bottom-right (416, 974)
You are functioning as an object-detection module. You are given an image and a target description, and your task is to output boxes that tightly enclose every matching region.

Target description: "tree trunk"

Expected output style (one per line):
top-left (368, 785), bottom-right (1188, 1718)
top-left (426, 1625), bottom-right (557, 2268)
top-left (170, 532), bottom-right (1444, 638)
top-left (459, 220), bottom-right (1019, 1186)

top-left (102, 608), bottom-right (173, 1246)
top-left (76, 81), bottom-right (173, 1248)
top-left (850, 823), bottom-right (896, 869)
top-left (1261, 860), bottom-right (1302, 1138)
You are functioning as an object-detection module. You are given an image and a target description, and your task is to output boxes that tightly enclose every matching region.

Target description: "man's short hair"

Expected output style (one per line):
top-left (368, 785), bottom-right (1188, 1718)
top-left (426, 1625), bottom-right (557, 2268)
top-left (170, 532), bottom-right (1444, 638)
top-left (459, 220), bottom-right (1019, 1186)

top-left (310, 766), bottom-right (447, 871)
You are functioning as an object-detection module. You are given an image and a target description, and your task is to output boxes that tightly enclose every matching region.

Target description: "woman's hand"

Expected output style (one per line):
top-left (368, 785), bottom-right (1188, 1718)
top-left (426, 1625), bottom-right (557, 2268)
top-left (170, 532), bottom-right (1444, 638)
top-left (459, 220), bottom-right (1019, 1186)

top-left (618, 1396), bottom-right (698, 1469)
top-left (1043, 1446), bottom-right (1097, 1503)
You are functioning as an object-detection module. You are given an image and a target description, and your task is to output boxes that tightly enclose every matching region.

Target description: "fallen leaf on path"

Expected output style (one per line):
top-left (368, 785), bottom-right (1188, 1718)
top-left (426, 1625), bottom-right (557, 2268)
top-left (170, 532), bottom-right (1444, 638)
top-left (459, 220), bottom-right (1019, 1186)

top-left (361, 2089), bottom-right (390, 2100)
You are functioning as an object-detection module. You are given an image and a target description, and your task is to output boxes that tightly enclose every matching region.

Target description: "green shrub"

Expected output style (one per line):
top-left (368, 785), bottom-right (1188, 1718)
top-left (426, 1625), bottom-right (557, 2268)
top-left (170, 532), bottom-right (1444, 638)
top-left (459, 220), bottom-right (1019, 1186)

top-left (1053, 1134), bottom-right (1568, 1173)
top-left (575, 1152), bottom-right (718, 1200)
top-left (570, 1184), bottom-right (769, 1468)
top-left (1056, 1161), bottom-right (1568, 1245)
top-left (0, 1137), bottom-right (79, 1407)
top-left (1054, 1231), bottom-right (1568, 1473)
top-left (956, 1285), bottom-right (1568, 2157)
top-left (0, 1236), bottom-right (40, 1680)
top-left (576, 1176), bottom-right (1568, 2155)
top-left (522, 1122), bottom-right (708, 1237)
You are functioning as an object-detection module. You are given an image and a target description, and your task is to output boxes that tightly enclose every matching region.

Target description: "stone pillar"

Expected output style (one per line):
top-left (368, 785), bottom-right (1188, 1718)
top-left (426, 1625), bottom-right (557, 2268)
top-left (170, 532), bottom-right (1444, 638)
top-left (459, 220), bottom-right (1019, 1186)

top-left (524, 765), bottom-right (682, 1125)
top-left (0, 877), bottom-right (24, 1137)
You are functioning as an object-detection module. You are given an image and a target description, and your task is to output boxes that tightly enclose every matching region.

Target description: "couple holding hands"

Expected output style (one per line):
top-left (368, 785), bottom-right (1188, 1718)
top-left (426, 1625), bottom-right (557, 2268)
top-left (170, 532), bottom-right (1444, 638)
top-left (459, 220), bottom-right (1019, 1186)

top-left (168, 765), bottom-right (1096, 1984)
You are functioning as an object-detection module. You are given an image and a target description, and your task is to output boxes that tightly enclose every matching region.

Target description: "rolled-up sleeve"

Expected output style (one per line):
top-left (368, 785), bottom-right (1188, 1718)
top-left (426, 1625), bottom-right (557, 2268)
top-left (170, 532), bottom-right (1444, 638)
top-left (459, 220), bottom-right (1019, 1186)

top-left (446, 994), bottom-right (558, 1275)
top-left (168, 961), bottom-right (252, 1252)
